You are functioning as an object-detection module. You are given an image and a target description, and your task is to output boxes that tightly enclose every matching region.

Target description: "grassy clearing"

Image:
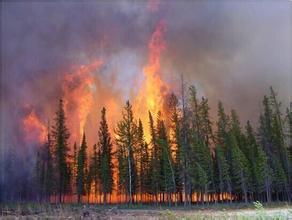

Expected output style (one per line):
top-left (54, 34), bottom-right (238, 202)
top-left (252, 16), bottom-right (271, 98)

top-left (0, 201), bottom-right (291, 219)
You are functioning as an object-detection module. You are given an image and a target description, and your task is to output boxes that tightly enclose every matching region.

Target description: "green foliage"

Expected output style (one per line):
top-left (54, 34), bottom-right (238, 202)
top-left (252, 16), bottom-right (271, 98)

top-left (115, 101), bottom-right (137, 203)
top-left (98, 107), bottom-right (114, 201)
top-left (157, 114), bottom-right (176, 194)
top-left (51, 99), bottom-right (71, 203)
top-left (76, 133), bottom-right (88, 202)
top-left (148, 111), bottom-right (160, 197)
top-left (136, 119), bottom-right (151, 196)
top-left (214, 145), bottom-right (231, 194)
top-left (33, 86), bottom-right (291, 204)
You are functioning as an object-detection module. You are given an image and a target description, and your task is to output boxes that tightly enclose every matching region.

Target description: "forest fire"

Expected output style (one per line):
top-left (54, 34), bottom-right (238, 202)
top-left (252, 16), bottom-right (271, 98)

top-left (22, 21), bottom-right (170, 145)
top-left (3, 1), bottom-right (290, 209)
top-left (62, 60), bottom-right (103, 142)
top-left (134, 20), bottom-right (169, 140)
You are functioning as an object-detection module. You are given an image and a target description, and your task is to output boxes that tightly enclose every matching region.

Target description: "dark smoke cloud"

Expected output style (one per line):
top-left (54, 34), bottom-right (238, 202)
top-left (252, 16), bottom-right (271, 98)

top-left (0, 1), bottom-right (290, 200)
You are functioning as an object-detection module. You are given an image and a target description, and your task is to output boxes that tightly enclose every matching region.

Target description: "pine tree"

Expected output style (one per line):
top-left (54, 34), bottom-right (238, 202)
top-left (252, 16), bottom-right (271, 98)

top-left (167, 93), bottom-right (182, 203)
top-left (192, 139), bottom-right (213, 202)
top-left (180, 76), bottom-right (192, 206)
top-left (156, 112), bottom-right (176, 204)
top-left (192, 162), bottom-right (208, 203)
top-left (216, 101), bottom-right (230, 154)
top-left (228, 132), bottom-right (250, 203)
top-left (98, 107), bottom-right (114, 204)
top-left (42, 127), bottom-right (54, 201)
top-left (85, 165), bottom-right (92, 203)
top-left (72, 142), bottom-right (78, 196)
top-left (215, 101), bottom-right (232, 202)
top-left (259, 93), bottom-right (290, 200)
top-left (115, 101), bottom-right (137, 204)
top-left (214, 145), bottom-right (231, 201)
top-left (188, 86), bottom-right (214, 203)
top-left (269, 87), bottom-right (290, 198)
top-left (245, 121), bottom-right (272, 202)
top-left (35, 149), bottom-right (42, 201)
top-left (148, 111), bottom-right (160, 204)
top-left (136, 119), bottom-right (150, 202)
top-left (230, 110), bottom-right (247, 156)
top-left (52, 99), bottom-right (71, 203)
top-left (76, 133), bottom-right (88, 203)
top-left (90, 144), bottom-right (101, 200)
top-left (286, 105), bottom-right (292, 193)
top-left (199, 97), bottom-right (214, 146)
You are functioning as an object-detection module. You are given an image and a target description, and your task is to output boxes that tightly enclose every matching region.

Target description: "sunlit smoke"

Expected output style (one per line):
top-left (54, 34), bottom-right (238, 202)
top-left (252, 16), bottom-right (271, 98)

top-left (23, 110), bottom-right (47, 144)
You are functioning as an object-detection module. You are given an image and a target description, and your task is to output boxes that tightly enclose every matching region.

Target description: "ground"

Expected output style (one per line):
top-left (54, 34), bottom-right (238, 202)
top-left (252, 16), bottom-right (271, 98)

top-left (1, 202), bottom-right (291, 219)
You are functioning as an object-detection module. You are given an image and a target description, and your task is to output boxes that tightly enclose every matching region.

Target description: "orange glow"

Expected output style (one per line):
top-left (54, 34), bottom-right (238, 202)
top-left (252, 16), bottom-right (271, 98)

top-left (23, 110), bottom-right (46, 143)
top-left (62, 60), bottom-right (103, 141)
top-left (134, 21), bottom-right (169, 141)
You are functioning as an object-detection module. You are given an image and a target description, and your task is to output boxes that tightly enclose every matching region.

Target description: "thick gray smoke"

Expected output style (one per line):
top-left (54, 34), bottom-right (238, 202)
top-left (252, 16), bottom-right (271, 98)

top-left (0, 1), bottom-right (290, 201)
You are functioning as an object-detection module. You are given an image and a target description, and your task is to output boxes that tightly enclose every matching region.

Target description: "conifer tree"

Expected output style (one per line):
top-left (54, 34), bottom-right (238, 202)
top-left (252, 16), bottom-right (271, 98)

top-left (215, 102), bottom-right (232, 202)
top-left (52, 99), bottom-right (71, 203)
top-left (228, 132), bottom-right (250, 203)
top-left (180, 76), bottom-right (192, 206)
top-left (269, 87), bottom-right (291, 196)
top-left (85, 165), bottom-right (92, 203)
top-left (245, 121), bottom-right (272, 202)
top-left (199, 97), bottom-right (214, 146)
top-left (216, 101), bottom-right (230, 154)
top-left (259, 93), bottom-right (290, 200)
top-left (76, 133), bottom-right (88, 203)
top-left (189, 86), bottom-right (214, 192)
top-left (42, 127), bottom-right (54, 201)
top-left (98, 107), bottom-right (114, 203)
top-left (72, 142), bottom-right (78, 196)
top-left (115, 101), bottom-right (137, 204)
top-left (192, 139), bottom-right (213, 201)
top-left (214, 145), bottom-right (232, 201)
top-left (156, 112), bottom-right (176, 204)
top-left (148, 111), bottom-right (160, 204)
top-left (286, 105), bottom-right (292, 192)
top-left (35, 149), bottom-right (42, 201)
top-left (137, 119), bottom-right (150, 201)
top-left (167, 93), bottom-right (182, 202)
top-left (90, 144), bottom-right (101, 200)
top-left (192, 162), bottom-right (208, 203)
top-left (230, 110), bottom-right (247, 156)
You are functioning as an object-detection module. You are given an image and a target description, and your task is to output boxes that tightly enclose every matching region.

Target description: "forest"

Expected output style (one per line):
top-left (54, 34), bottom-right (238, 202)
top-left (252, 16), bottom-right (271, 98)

top-left (32, 85), bottom-right (292, 205)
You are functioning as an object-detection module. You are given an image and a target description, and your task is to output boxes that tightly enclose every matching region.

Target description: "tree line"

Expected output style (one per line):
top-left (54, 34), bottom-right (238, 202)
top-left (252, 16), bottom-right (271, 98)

top-left (35, 85), bottom-right (292, 205)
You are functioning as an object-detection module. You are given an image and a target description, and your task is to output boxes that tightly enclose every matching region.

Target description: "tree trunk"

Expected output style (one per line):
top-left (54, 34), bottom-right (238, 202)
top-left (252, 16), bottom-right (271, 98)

top-left (127, 146), bottom-right (132, 205)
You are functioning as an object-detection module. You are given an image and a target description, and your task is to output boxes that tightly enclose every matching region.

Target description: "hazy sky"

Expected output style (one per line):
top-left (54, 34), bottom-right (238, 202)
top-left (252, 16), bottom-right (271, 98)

top-left (0, 1), bottom-right (291, 151)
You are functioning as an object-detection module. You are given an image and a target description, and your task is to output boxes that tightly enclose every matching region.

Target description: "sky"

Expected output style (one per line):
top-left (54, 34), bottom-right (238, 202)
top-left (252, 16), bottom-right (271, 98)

top-left (0, 1), bottom-right (291, 159)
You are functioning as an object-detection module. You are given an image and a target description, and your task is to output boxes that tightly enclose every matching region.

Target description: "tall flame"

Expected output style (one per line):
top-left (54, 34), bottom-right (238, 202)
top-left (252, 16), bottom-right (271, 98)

top-left (134, 21), bottom-right (169, 140)
top-left (62, 60), bottom-right (103, 141)
top-left (23, 110), bottom-right (47, 143)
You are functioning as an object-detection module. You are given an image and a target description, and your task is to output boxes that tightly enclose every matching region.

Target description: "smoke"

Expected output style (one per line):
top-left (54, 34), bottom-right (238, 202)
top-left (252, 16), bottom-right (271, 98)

top-left (0, 1), bottom-right (290, 200)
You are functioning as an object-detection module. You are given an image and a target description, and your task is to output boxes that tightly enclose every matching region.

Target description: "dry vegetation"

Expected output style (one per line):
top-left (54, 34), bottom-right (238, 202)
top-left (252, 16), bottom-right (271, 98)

top-left (1, 202), bottom-right (291, 219)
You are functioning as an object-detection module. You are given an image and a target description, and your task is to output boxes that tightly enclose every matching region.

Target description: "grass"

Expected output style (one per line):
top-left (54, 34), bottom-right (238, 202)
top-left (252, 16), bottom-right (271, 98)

top-left (0, 201), bottom-right (291, 219)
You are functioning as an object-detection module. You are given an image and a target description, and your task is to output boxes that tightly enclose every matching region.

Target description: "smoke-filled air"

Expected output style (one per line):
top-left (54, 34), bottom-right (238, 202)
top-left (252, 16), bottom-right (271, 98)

top-left (0, 0), bottom-right (291, 208)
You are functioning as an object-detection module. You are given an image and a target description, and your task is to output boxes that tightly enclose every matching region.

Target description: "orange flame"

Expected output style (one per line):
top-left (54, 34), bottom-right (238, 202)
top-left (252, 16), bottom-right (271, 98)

top-left (62, 60), bottom-right (103, 141)
top-left (23, 110), bottom-right (46, 143)
top-left (134, 21), bottom-right (169, 140)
